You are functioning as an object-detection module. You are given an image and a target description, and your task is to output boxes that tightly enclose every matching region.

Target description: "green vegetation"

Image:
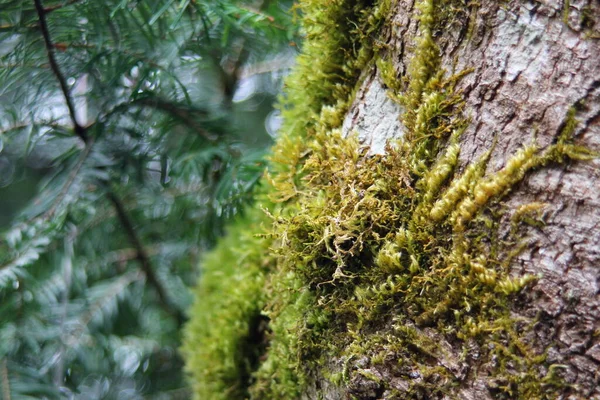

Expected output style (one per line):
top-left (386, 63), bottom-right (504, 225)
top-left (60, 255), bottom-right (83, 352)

top-left (183, 0), bottom-right (595, 399)
top-left (0, 0), bottom-right (297, 398)
top-left (183, 209), bottom-right (272, 399)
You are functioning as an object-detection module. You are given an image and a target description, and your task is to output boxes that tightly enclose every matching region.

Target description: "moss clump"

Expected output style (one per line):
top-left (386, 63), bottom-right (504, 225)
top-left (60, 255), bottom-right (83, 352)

top-left (183, 0), bottom-right (595, 398)
top-left (183, 0), bottom-right (390, 397)
top-left (182, 209), bottom-right (273, 399)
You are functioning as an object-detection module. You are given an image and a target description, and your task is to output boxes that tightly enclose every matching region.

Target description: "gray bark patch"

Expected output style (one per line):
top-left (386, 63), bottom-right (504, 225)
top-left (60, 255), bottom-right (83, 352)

top-left (342, 73), bottom-right (405, 155)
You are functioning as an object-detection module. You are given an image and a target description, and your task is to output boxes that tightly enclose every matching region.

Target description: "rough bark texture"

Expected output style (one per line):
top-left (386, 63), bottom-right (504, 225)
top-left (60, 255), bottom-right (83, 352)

top-left (315, 0), bottom-right (600, 398)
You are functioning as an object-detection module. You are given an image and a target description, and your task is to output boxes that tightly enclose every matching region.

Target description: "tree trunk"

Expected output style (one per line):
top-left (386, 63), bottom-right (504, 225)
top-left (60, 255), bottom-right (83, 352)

top-left (183, 1), bottom-right (600, 399)
top-left (303, 0), bottom-right (600, 398)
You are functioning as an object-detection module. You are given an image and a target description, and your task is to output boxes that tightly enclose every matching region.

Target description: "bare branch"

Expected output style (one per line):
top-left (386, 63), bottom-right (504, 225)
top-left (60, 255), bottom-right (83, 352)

top-left (107, 191), bottom-right (186, 326)
top-left (33, 0), bottom-right (88, 143)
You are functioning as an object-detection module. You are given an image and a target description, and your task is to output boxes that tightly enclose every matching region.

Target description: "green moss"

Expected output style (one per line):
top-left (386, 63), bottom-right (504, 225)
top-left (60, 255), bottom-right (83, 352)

top-left (183, 0), bottom-right (389, 397)
top-left (563, 0), bottom-right (571, 25)
top-left (181, 209), bottom-right (273, 399)
top-left (183, 0), bottom-right (594, 398)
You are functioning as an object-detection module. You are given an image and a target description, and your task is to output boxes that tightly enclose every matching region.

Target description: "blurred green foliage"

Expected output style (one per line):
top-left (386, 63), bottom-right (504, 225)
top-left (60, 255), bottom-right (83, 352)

top-left (0, 0), bottom-right (297, 398)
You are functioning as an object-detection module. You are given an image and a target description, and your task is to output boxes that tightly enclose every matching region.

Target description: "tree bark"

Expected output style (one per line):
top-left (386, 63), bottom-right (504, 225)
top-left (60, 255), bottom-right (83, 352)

top-left (308, 0), bottom-right (600, 398)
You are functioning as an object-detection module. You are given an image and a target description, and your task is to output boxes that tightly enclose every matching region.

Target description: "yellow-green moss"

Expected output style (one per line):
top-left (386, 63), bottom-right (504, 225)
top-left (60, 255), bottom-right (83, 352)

top-left (183, 0), bottom-right (594, 398)
top-left (563, 0), bottom-right (571, 25)
top-left (183, 0), bottom-right (390, 398)
top-left (182, 209), bottom-right (273, 399)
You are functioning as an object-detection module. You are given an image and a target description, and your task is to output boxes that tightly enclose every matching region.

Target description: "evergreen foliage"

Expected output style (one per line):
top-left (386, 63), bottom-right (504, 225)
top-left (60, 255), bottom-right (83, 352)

top-left (0, 0), bottom-right (297, 398)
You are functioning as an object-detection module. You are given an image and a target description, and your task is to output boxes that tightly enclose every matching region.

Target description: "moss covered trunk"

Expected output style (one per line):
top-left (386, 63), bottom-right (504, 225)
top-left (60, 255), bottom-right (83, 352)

top-left (183, 0), bottom-right (600, 399)
top-left (302, 0), bottom-right (600, 398)
top-left (324, 0), bottom-right (600, 400)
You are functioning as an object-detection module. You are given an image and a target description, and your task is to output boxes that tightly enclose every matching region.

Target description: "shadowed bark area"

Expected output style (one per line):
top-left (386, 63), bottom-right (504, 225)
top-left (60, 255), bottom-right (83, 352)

top-left (317, 0), bottom-right (600, 398)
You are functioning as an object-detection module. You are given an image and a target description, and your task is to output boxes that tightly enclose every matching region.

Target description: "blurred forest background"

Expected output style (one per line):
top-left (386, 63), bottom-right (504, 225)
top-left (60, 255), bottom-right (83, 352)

top-left (0, 0), bottom-right (298, 398)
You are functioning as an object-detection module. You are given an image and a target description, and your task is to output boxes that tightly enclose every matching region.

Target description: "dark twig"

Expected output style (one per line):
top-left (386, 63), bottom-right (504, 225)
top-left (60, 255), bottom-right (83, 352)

top-left (33, 0), bottom-right (88, 143)
top-left (107, 191), bottom-right (186, 326)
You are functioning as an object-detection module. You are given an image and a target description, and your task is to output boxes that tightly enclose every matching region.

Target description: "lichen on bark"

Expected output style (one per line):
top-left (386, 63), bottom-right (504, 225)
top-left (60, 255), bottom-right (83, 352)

top-left (182, 0), bottom-right (600, 399)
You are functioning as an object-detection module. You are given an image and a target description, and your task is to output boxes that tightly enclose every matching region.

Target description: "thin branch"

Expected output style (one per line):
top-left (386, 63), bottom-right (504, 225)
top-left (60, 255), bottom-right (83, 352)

top-left (44, 0), bottom-right (86, 14)
top-left (0, 120), bottom-right (62, 136)
top-left (107, 191), bottom-right (186, 326)
top-left (104, 246), bottom-right (161, 264)
top-left (0, 24), bottom-right (38, 32)
top-left (33, 0), bottom-right (88, 143)
top-left (0, 123), bottom-right (31, 136)
top-left (0, 63), bottom-right (48, 69)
